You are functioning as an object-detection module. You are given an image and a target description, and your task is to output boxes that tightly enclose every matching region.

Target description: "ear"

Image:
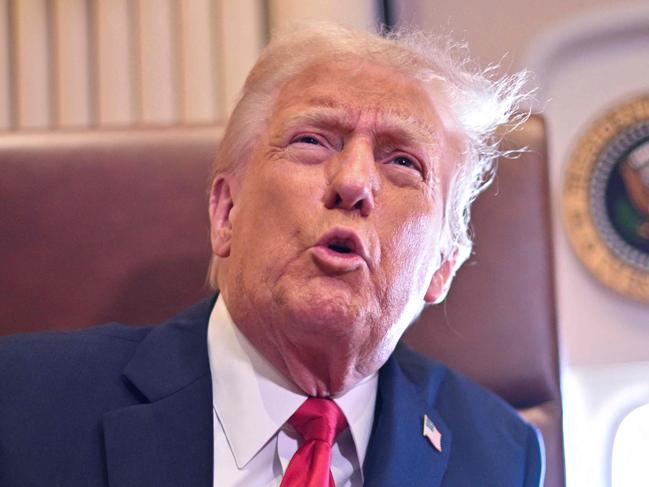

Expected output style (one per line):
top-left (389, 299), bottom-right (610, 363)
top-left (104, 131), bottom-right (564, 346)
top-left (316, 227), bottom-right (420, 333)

top-left (208, 175), bottom-right (235, 258)
top-left (424, 251), bottom-right (458, 304)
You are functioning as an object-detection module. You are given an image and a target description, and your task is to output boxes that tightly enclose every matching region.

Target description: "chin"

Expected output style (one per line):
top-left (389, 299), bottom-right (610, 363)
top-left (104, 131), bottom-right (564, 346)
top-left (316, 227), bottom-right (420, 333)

top-left (273, 282), bottom-right (371, 338)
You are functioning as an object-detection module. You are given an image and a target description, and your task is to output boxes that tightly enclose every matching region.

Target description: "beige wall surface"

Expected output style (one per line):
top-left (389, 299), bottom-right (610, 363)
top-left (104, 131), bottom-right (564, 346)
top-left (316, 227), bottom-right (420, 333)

top-left (0, 0), bottom-right (267, 131)
top-left (268, 0), bottom-right (378, 31)
top-left (394, 0), bottom-right (646, 72)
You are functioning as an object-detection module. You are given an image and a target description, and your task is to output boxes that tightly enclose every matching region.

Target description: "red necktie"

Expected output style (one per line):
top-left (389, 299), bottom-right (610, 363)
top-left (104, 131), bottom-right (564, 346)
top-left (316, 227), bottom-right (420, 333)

top-left (280, 398), bottom-right (348, 487)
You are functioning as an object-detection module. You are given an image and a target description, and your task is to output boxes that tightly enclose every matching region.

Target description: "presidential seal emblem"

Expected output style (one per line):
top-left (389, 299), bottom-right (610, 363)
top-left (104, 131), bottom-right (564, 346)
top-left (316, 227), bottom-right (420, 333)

top-left (563, 94), bottom-right (649, 301)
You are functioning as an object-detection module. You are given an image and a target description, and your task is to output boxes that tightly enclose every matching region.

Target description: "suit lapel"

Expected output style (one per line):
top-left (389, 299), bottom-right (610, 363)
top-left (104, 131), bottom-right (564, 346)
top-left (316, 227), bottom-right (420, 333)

top-left (363, 348), bottom-right (452, 487)
top-left (102, 298), bottom-right (215, 487)
top-left (100, 297), bottom-right (451, 486)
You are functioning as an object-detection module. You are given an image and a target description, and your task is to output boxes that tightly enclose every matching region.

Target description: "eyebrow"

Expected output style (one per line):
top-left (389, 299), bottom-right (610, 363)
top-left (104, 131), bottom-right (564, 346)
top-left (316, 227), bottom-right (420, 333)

top-left (281, 97), bottom-right (442, 150)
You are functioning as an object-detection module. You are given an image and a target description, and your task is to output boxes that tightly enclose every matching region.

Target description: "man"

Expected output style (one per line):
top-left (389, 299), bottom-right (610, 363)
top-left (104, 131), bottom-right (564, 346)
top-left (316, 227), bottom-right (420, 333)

top-left (0, 23), bottom-right (543, 486)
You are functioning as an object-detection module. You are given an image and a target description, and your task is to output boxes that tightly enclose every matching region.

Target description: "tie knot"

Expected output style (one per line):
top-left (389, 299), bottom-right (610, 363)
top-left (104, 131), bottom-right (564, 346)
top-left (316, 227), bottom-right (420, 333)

top-left (288, 398), bottom-right (347, 446)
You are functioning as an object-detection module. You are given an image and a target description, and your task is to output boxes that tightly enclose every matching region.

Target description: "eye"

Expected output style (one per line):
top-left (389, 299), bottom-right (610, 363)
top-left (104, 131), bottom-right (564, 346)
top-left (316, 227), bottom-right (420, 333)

top-left (383, 152), bottom-right (426, 182)
top-left (291, 134), bottom-right (322, 145)
top-left (392, 156), bottom-right (416, 168)
top-left (390, 154), bottom-right (423, 174)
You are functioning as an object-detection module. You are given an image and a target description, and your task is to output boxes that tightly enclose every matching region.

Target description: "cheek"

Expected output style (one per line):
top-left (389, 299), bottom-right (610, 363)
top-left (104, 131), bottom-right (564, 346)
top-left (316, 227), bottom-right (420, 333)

top-left (379, 202), bottom-right (442, 295)
top-left (231, 165), bottom-right (322, 268)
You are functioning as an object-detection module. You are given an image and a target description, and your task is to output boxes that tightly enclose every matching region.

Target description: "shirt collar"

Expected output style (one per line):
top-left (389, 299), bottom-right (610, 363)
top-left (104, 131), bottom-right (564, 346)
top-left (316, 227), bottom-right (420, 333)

top-left (207, 295), bottom-right (377, 469)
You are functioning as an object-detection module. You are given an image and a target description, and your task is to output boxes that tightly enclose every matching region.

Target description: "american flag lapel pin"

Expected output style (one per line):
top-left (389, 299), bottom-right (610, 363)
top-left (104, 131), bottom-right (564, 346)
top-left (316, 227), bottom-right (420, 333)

top-left (422, 414), bottom-right (442, 452)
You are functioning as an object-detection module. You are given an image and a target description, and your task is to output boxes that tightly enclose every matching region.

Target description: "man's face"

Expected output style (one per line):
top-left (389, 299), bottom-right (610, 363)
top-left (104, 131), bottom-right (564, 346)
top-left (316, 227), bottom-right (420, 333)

top-left (211, 60), bottom-right (458, 387)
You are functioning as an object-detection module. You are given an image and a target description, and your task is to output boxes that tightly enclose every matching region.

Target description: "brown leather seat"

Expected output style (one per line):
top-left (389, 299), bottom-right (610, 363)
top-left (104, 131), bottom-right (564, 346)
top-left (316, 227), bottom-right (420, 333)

top-left (0, 118), bottom-right (564, 486)
top-left (0, 126), bottom-right (219, 330)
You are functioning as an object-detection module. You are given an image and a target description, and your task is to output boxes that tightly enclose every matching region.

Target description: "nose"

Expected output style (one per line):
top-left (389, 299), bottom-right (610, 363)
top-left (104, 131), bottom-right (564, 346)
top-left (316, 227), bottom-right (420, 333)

top-left (323, 138), bottom-right (377, 217)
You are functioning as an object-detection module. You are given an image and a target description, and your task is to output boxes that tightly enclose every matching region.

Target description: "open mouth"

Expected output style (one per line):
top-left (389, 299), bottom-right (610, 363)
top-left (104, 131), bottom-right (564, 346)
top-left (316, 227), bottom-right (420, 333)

top-left (327, 240), bottom-right (354, 254)
top-left (313, 228), bottom-right (369, 272)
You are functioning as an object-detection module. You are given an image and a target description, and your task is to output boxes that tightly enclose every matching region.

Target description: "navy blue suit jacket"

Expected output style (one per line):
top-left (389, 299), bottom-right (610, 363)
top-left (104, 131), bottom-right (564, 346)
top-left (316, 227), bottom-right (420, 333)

top-left (0, 297), bottom-right (544, 486)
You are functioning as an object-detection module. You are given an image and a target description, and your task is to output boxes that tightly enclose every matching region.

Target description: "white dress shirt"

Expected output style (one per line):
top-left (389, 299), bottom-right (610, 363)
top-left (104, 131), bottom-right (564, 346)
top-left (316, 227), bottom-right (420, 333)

top-left (207, 296), bottom-right (377, 487)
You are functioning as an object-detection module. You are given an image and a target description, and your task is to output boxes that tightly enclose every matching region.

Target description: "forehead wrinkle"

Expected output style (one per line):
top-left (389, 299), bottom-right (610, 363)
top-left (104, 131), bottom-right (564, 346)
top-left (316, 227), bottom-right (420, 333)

top-left (371, 113), bottom-right (439, 152)
top-left (279, 104), bottom-right (357, 134)
top-left (283, 96), bottom-right (440, 147)
top-left (307, 96), bottom-right (440, 149)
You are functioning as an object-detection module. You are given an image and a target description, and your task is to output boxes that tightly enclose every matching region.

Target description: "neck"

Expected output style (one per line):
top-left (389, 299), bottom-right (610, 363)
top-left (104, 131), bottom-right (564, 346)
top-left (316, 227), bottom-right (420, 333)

top-left (221, 291), bottom-right (392, 396)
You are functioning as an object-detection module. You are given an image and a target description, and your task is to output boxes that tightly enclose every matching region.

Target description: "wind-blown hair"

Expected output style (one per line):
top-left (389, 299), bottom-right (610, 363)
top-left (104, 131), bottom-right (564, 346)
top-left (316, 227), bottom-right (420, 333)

top-left (209, 22), bottom-right (531, 288)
